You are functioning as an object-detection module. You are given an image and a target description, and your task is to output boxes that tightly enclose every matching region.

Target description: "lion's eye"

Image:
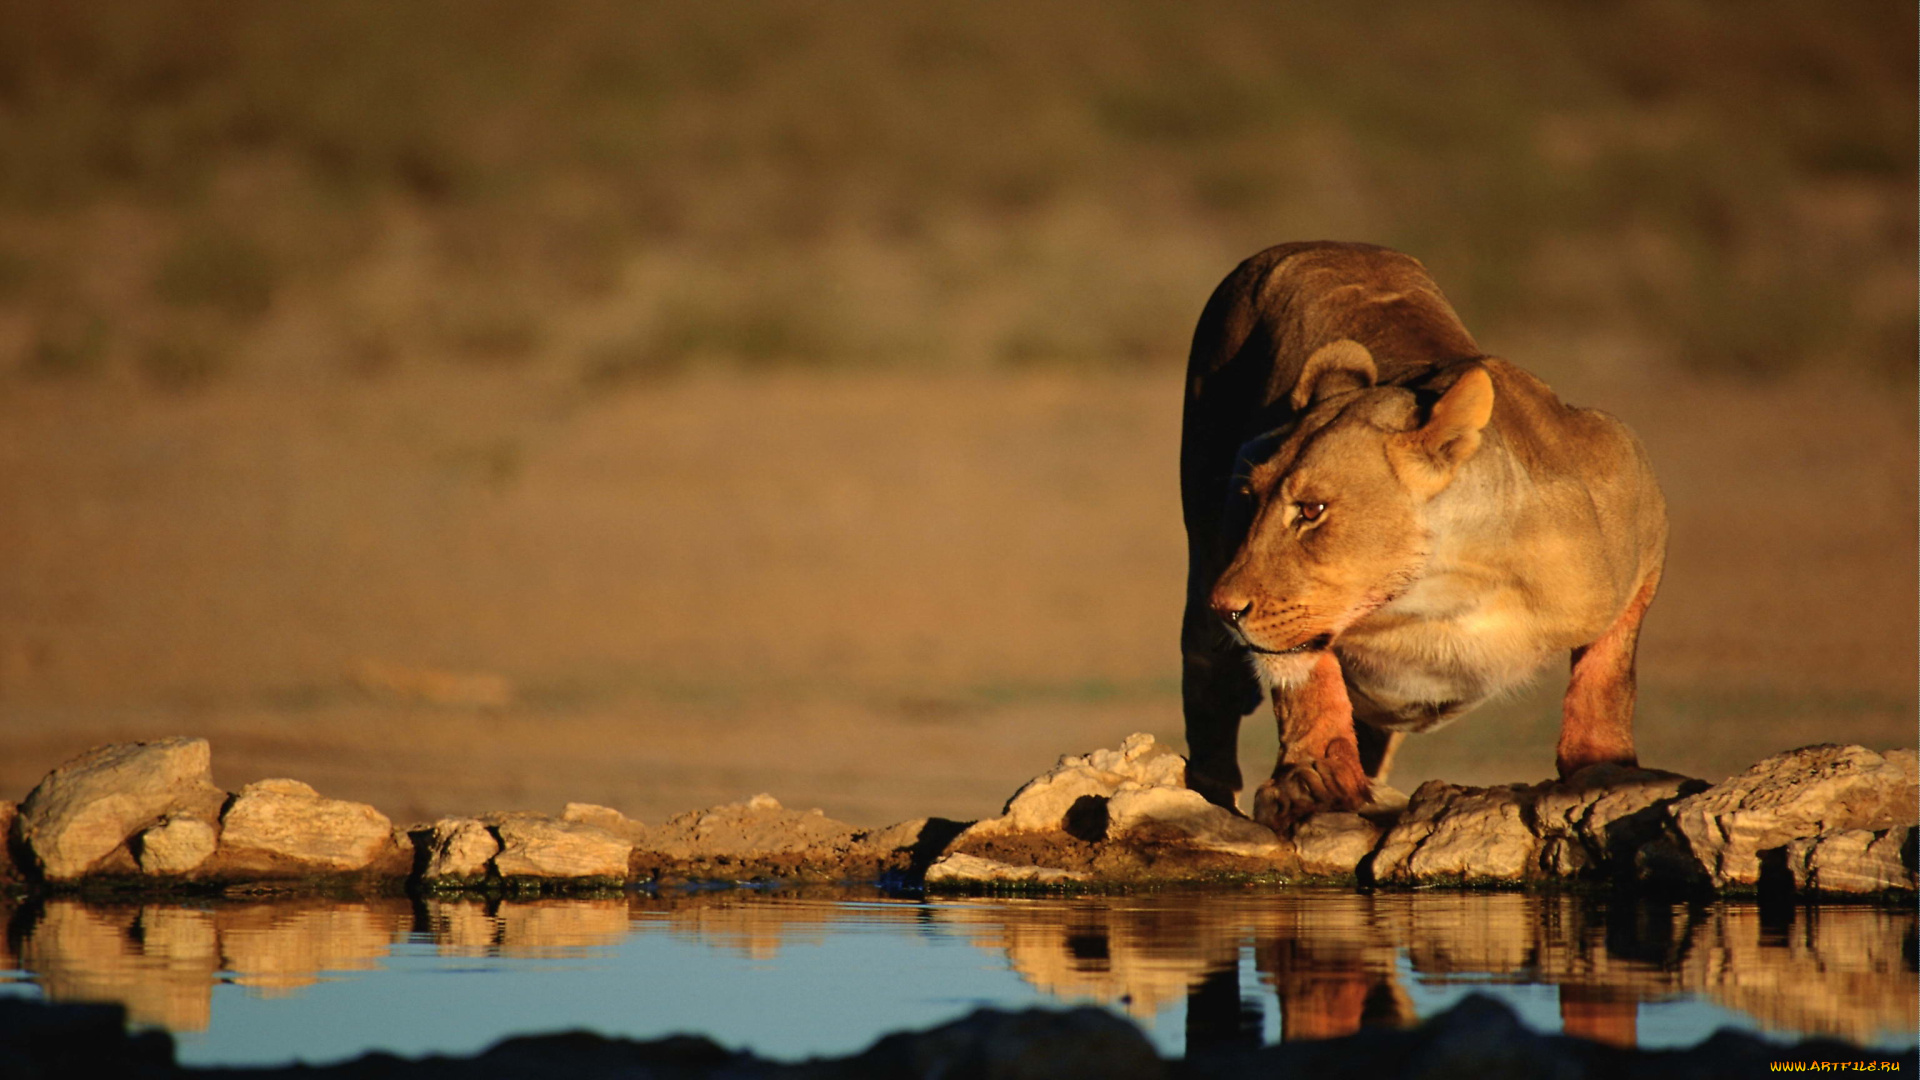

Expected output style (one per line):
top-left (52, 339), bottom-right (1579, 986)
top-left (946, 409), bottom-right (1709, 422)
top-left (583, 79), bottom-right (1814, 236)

top-left (1298, 501), bottom-right (1327, 523)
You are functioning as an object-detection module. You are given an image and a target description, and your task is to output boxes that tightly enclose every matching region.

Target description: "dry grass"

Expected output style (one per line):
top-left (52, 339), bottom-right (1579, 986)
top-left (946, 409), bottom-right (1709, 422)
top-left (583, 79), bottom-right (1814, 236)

top-left (0, 0), bottom-right (1911, 387)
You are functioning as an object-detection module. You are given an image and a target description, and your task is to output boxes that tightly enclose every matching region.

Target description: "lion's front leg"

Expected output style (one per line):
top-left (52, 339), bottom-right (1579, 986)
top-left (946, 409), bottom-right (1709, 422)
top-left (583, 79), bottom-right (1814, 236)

top-left (1252, 650), bottom-right (1370, 832)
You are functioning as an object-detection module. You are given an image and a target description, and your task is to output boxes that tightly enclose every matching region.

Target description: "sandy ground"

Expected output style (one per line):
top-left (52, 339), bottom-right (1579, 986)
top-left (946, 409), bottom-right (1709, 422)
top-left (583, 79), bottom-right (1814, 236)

top-left (0, 364), bottom-right (1912, 826)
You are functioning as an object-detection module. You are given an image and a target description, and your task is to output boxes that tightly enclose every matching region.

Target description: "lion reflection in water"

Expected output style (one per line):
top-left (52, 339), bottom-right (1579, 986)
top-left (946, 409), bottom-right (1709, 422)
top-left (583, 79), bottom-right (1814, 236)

top-left (4, 892), bottom-right (1912, 1050)
top-left (932, 892), bottom-right (1916, 1050)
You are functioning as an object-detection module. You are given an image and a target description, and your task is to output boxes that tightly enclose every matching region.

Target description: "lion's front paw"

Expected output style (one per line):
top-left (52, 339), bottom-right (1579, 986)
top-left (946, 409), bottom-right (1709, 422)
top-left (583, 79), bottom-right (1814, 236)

top-left (1252, 759), bottom-right (1368, 833)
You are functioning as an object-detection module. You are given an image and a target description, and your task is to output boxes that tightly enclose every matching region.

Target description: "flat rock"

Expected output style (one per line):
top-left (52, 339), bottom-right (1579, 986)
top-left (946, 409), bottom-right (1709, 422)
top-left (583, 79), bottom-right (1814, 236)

top-left (492, 815), bottom-right (631, 880)
top-left (630, 793), bottom-right (913, 881)
top-left (1660, 745), bottom-right (1918, 889)
top-left (924, 852), bottom-right (1092, 886)
top-left (15, 738), bottom-right (228, 881)
top-left (1364, 766), bottom-right (1709, 886)
top-left (218, 779), bottom-right (397, 874)
top-left (642, 793), bottom-right (859, 858)
top-left (134, 816), bottom-right (218, 876)
top-left (1106, 785), bottom-right (1282, 858)
top-left (422, 817), bottom-right (502, 883)
top-left (1291, 813), bottom-right (1383, 876)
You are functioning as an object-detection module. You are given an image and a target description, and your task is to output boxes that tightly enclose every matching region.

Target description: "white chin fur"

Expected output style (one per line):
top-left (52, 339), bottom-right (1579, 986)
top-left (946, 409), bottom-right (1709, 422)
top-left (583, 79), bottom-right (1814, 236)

top-left (1251, 650), bottom-right (1317, 690)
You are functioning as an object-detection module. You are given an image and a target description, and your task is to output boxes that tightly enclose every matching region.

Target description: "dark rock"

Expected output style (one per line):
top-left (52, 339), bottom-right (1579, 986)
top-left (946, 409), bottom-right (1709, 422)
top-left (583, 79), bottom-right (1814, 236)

top-left (1, 990), bottom-right (1907, 1079)
top-left (0, 800), bottom-right (20, 884)
top-left (847, 1006), bottom-right (1164, 1080)
top-left (0, 997), bottom-right (176, 1079)
top-left (1183, 992), bottom-right (1912, 1080)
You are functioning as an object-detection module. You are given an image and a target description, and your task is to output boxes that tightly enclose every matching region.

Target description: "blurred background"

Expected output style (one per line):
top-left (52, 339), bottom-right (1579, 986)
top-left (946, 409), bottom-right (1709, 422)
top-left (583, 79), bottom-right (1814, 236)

top-left (0, 0), bottom-right (1912, 826)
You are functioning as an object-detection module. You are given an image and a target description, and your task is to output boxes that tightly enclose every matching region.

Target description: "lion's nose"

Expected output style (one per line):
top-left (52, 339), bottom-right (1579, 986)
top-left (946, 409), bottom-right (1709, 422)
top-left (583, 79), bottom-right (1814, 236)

top-left (1210, 591), bottom-right (1254, 626)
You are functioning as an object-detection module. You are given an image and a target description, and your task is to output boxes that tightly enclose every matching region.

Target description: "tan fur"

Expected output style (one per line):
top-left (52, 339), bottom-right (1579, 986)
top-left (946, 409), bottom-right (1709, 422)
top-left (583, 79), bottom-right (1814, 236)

top-left (1179, 242), bottom-right (1667, 830)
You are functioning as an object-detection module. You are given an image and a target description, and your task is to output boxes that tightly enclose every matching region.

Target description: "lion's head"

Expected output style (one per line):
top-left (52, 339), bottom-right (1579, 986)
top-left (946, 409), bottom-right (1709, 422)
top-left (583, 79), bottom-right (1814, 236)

top-left (1209, 339), bottom-right (1495, 685)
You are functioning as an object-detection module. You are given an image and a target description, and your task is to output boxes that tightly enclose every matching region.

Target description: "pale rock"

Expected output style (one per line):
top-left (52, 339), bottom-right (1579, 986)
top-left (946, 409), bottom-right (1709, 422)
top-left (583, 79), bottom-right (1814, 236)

top-left (1371, 783), bottom-right (1538, 884)
top-left (423, 817), bottom-right (501, 882)
top-left (560, 802), bottom-right (647, 841)
top-left (643, 795), bottom-right (860, 860)
top-left (1665, 745), bottom-right (1919, 888)
top-left (1291, 813), bottom-right (1383, 876)
top-left (1785, 826), bottom-right (1917, 895)
top-left (1106, 784), bottom-right (1282, 858)
top-left (16, 738), bottom-right (228, 880)
top-left (965, 733), bottom-right (1190, 837)
top-left (135, 816), bottom-right (218, 875)
top-left (219, 778), bottom-right (396, 873)
top-left (492, 816), bottom-right (631, 880)
top-left (924, 852), bottom-right (1090, 885)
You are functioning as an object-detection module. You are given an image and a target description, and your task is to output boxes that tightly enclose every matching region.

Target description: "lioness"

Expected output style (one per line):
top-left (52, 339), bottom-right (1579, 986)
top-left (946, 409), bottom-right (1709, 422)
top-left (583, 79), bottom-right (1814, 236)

top-left (1180, 242), bottom-right (1667, 830)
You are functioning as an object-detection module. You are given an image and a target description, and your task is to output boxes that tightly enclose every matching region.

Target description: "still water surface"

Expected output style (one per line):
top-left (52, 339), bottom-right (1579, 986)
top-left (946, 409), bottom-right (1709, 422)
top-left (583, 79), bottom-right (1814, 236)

top-left (1, 888), bottom-right (1913, 1065)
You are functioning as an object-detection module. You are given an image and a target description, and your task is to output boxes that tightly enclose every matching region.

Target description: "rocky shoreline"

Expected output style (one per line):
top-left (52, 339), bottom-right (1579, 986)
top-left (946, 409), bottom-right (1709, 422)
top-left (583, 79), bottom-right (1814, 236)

top-left (3, 735), bottom-right (1914, 899)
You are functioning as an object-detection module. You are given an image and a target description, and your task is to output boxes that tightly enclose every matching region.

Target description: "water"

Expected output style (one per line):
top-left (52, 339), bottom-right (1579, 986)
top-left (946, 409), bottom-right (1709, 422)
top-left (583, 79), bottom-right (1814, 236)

top-left (1, 888), bottom-right (1913, 1066)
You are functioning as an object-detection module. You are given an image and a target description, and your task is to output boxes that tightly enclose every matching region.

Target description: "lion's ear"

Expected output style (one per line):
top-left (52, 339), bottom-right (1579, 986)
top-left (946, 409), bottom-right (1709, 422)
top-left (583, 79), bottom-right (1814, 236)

top-left (1289, 339), bottom-right (1377, 411)
top-left (1391, 364), bottom-right (1494, 497)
